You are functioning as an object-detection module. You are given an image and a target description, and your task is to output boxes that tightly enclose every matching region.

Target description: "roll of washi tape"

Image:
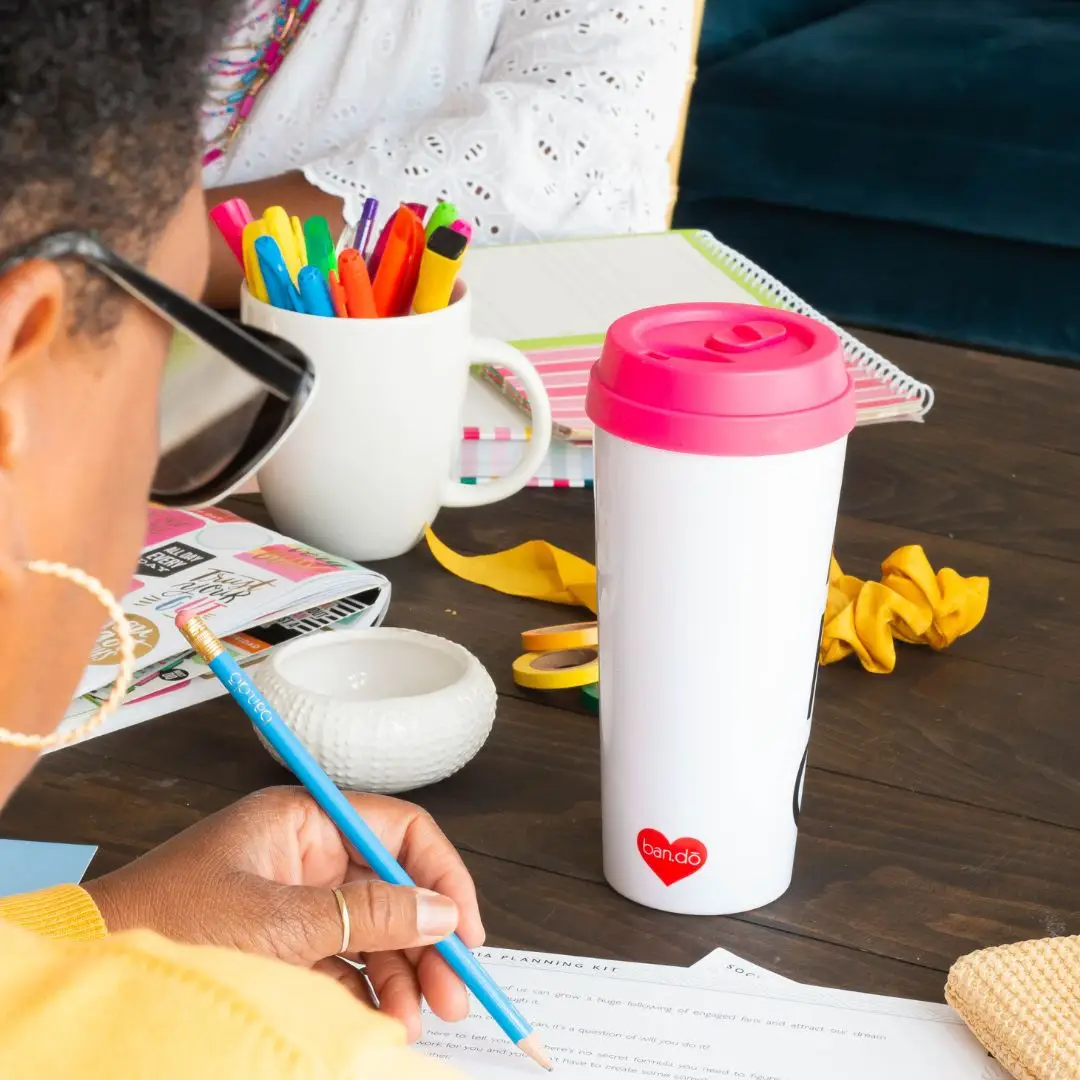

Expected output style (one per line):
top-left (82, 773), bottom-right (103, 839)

top-left (520, 621), bottom-right (598, 653)
top-left (513, 647), bottom-right (599, 691)
top-left (581, 682), bottom-right (600, 714)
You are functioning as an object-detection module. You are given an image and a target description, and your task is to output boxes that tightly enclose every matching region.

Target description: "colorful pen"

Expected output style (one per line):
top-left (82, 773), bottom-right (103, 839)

top-left (291, 215), bottom-right (308, 268)
top-left (404, 201), bottom-right (428, 223)
top-left (298, 265), bottom-right (335, 317)
top-left (367, 207), bottom-right (399, 276)
top-left (371, 208), bottom-right (421, 318)
top-left (241, 220), bottom-right (270, 303)
top-left (396, 209), bottom-right (427, 315)
top-left (450, 219), bottom-right (473, 243)
top-left (255, 235), bottom-right (302, 312)
top-left (262, 205), bottom-right (304, 283)
top-left (353, 196), bottom-right (379, 257)
top-left (327, 270), bottom-right (348, 318)
top-left (413, 226), bottom-right (468, 314)
top-left (304, 216), bottom-right (337, 276)
top-left (425, 200), bottom-right (459, 239)
top-left (210, 198), bottom-right (254, 265)
top-left (338, 249), bottom-right (377, 318)
top-left (175, 611), bottom-right (553, 1072)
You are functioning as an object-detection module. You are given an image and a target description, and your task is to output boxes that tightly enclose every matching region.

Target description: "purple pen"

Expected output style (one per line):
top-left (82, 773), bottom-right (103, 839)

top-left (353, 197), bottom-right (379, 257)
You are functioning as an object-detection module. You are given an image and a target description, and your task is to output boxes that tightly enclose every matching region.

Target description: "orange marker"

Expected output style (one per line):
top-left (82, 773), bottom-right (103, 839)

top-left (338, 248), bottom-right (377, 318)
top-left (371, 208), bottom-right (423, 318)
top-left (394, 210), bottom-right (427, 315)
top-left (328, 270), bottom-right (348, 318)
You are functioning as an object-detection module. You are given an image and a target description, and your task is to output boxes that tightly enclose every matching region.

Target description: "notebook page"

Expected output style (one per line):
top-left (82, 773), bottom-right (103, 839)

top-left (465, 233), bottom-right (756, 343)
top-left (418, 959), bottom-right (1003, 1078)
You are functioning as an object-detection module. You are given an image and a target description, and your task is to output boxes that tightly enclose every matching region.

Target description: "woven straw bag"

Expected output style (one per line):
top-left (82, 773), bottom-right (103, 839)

top-left (947, 936), bottom-right (1080, 1079)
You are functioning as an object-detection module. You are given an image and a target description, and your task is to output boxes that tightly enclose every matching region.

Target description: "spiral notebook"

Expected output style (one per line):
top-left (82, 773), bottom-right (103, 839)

top-left (460, 230), bottom-right (935, 451)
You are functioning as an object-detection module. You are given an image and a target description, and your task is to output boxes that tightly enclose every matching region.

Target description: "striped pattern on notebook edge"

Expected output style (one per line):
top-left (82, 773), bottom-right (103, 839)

top-left (469, 342), bottom-right (927, 444)
top-left (455, 438), bottom-right (593, 487)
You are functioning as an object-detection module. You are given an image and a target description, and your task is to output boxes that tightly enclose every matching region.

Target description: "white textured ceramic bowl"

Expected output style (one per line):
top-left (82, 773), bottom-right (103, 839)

top-left (250, 628), bottom-right (497, 794)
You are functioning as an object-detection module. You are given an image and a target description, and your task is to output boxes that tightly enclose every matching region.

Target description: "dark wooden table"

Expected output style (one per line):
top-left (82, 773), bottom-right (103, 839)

top-left (5, 331), bottom-right (1080, 1002)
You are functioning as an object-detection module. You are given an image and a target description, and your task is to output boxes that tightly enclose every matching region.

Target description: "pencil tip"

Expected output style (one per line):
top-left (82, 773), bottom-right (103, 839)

top-left (518, 1033), bottom-right (553, 1071)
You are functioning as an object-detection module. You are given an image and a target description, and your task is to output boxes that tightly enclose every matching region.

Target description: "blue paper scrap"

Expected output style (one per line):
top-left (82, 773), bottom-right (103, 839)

top-left (0, 839), bottom-right (98, 897)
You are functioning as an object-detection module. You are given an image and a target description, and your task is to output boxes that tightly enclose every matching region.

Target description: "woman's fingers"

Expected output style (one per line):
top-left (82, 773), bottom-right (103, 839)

top-left (416, 945), bottom-right (472, 1024)
top-left (364, 950), bottom-right (424, 1042)
top-left (311, 956), bottom-right (378, 1006)
top-left (343, 793), bottom-right (486, 947)
top-left (340, 881), bottom-right (458, 953)
top-left (246, 878), bottom-right (459, 965)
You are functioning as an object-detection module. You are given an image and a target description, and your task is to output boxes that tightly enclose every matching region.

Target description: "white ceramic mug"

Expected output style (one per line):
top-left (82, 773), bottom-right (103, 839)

top-left (241, 283), bottom-right (552, 561)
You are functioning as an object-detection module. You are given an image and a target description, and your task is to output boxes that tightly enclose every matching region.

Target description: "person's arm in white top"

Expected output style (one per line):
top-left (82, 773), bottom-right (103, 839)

top-left (203, 0), bottom-right (694, 307)
top-left (304, 0), bottom-right (695, 245)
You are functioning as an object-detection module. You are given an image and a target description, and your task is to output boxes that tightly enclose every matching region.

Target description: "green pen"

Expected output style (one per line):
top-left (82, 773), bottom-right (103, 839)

top-left (303, 215), bottom-right (337, 276)
top-left (425, 200), bottom-right (459, 240)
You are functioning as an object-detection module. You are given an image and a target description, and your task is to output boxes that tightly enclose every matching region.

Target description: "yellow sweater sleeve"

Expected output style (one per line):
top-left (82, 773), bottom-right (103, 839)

top-left (0, 918), bottom-right (466, 1080)
top-left (0, 883), bottom-right (106, 940)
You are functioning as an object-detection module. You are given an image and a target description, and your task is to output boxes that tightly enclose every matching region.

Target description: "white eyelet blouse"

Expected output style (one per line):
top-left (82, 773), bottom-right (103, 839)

top-left (202, 0), bottom-right (696, 245)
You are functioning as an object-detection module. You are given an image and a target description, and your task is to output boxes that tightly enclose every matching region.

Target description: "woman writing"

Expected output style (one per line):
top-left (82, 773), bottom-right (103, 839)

top-left (202, 0), bottom-right (696, 306)
top-left (0, 2), bottom-right (479, 1076)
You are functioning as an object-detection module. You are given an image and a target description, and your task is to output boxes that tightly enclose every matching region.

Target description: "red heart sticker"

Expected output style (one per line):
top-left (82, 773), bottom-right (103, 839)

top-left (637, 829), bottom-right (708, 886)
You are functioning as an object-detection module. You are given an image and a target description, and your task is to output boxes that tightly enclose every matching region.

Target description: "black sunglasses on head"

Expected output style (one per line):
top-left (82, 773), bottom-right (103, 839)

top-left (0, 230), bottom-right (316, 507)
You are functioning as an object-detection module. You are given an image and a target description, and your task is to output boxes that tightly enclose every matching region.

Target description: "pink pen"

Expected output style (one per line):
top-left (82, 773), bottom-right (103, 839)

top-left (210, 198), bottom-right (254, 265)
top-left (450, 219), bottom-right (473, 242)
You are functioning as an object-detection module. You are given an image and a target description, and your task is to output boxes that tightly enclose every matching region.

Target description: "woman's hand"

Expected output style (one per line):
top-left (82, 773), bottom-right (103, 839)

top-left (83, 786), bottom-right (483, 1040)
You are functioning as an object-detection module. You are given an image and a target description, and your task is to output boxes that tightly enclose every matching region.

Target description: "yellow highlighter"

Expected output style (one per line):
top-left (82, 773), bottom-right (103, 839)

top-left (412, 225), bottom-right (468, 314)
top-left (241, 220), bottom-right (269, 303)
top-left (262, 205), bottom-right (303, 283)
top-left (291, 215), bottom-right (307, 267)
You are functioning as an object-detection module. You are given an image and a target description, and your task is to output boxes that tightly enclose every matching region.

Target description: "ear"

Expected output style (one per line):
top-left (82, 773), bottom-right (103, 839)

top-left (0, 261), bottom-right (65, 588)
top-left (0, 260), bottom-right (66, 473)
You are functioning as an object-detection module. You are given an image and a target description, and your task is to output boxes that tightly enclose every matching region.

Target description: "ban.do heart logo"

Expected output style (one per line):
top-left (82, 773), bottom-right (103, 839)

top-left (637, 829), bottom-right (707, 886)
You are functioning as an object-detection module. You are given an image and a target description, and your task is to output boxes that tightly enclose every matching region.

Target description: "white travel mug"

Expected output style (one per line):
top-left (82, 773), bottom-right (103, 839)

top-left (241, 282), bottom-right (552, 562)
top-left (585, 303), bottom-right (856, 915)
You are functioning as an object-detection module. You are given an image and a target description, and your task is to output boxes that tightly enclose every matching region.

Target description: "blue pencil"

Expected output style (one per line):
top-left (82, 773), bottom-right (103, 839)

top-left (175, 611), bottom-right (552, 1071)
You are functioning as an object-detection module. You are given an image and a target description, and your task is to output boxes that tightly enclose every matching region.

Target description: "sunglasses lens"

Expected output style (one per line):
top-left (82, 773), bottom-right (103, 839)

top-left (153, 327), bottom-right (275, 501)
top-left (152, 319), bottom-right (319, 505)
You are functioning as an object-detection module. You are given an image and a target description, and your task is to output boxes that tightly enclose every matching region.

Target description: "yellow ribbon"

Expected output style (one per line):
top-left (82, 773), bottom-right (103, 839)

top-left (424, 530), bottom-right (988, 675)
top-left (424, 527), bottom-right (597, 612)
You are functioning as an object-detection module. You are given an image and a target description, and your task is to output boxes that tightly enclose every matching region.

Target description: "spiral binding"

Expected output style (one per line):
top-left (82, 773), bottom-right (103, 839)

top-left (687, 230), bottom-right (935, 419)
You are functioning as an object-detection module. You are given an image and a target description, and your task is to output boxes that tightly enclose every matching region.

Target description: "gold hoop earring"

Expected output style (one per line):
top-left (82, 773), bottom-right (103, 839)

top-left (0, 561), bottom-right (136, 750)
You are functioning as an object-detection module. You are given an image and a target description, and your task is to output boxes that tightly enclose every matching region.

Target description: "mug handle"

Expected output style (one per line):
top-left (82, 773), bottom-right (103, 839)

top-left (440, 337), bottom-right (554, 508)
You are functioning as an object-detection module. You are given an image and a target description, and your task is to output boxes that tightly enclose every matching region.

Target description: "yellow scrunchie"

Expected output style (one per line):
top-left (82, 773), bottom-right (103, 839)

top-left (424, 529), bottom-right (987, 675)
top-left (823, 546), bottom-right (989, 673)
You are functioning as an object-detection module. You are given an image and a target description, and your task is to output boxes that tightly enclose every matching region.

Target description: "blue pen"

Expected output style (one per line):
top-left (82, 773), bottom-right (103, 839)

top-left (297, 265), bottom-right (335, 318)
top-left (353, 196), bottom-right (379, 257)
top-left (254, 235), bottom-right (303, 313)
top-left (175, 611), bottom-right (553, 1071)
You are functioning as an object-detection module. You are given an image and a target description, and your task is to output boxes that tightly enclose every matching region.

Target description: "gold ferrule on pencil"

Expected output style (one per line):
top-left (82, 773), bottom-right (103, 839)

top-left (178, 615), bottom-right (225, 663)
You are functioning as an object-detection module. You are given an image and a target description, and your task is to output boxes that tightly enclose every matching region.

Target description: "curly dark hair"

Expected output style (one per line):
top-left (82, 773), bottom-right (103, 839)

top-left (0, 0), bottom-right (238, 328)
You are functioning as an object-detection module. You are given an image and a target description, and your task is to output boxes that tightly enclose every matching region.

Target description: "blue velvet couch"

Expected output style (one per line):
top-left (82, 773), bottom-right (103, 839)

top-left (674, 1), bottom-right (1080, 361)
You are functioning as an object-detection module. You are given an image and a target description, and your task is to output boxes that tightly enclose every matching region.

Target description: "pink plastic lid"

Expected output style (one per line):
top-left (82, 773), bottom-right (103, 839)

top-left (585, 303), bottom-right (855, 457)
